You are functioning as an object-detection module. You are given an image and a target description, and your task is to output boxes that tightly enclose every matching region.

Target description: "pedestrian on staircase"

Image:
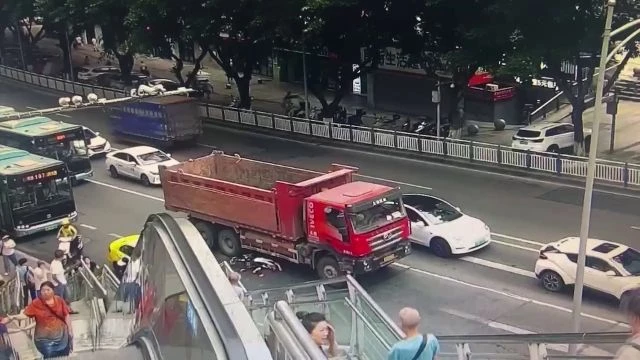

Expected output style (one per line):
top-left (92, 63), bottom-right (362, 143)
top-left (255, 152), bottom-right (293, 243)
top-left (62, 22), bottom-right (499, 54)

top-left (615, 288), bottom-right (640, 359)
top-left (23, 281), bottom-right (74, 358)
top-left (1, 235), bottom-right (17, 276)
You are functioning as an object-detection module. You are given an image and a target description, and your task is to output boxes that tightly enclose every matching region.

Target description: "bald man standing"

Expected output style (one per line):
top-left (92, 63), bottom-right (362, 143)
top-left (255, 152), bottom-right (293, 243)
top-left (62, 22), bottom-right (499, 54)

top-left (388, 307), bottom-right (439, 360)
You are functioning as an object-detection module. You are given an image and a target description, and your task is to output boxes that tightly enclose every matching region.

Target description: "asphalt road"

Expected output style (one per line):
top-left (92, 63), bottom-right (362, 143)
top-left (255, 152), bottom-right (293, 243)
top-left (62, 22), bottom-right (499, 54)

top-left (0, 80), bottom-right (636, 351)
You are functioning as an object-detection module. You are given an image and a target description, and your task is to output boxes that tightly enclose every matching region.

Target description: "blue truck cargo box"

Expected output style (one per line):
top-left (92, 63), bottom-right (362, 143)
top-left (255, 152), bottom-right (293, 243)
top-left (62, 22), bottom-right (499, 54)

top-left (108, 96), bottom-right (202, 146)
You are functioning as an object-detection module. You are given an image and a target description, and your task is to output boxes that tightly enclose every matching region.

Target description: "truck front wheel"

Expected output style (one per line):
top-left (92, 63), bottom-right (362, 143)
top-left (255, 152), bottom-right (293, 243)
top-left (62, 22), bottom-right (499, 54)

top-left (217, 229), bottom-right (242, 257)
top-left (316, 256), bottom-right (341, 279)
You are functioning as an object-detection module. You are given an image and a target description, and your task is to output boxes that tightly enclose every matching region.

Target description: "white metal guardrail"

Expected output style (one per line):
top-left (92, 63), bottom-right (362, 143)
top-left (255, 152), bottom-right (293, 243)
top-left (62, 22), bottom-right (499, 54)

top-left (2, 65), bottom-right (640, 188)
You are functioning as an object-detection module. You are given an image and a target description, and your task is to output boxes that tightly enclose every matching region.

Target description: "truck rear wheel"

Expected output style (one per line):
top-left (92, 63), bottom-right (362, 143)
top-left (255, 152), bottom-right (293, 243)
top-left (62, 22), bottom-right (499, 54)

top-left (217, 229), bottom-right (242, 257)
top-left (316, 256), bottom-right (341, 279)
top-left (192, 220), bottom-right (217, 250)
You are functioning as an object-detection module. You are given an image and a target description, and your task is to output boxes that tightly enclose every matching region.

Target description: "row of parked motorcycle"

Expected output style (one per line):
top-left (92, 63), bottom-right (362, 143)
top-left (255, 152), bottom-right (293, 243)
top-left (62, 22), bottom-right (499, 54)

top-left (280, 92), bottom-right (451, 137)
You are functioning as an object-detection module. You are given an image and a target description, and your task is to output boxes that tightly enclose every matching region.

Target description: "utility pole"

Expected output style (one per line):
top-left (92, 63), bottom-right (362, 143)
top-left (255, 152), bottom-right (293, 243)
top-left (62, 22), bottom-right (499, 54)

top-left (570, 1), bottom-right (616, 355)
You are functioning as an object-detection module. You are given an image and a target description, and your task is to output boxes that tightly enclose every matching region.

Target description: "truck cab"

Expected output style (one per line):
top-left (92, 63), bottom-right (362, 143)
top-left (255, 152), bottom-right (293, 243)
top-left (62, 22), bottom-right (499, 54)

top-left (305, 182), bottom-right (411, 277)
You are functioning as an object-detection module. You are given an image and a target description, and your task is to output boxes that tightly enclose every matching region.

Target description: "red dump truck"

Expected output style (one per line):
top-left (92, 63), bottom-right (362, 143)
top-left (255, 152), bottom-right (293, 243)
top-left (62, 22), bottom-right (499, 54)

top-left (159, 153), bottom-right (412, 279)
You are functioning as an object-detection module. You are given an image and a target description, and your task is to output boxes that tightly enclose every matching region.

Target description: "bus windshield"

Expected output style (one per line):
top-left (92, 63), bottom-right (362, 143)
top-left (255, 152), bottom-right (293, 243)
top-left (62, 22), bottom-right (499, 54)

top-left (8, 179), bottom-right (72, 212)
top-left (34, 139), bottom-right (88, 161)
top-left (348, 196), bottom-right (406, 234)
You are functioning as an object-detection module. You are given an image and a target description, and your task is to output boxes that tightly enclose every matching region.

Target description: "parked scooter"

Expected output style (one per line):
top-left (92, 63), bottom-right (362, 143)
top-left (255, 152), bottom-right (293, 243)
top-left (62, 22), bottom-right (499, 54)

top-left (57, 235), bottom-right (85, 270)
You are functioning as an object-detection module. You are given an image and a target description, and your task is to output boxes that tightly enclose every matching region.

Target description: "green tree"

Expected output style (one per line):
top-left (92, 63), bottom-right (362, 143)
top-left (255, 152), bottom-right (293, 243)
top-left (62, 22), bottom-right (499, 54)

top-left (127, 0), bottom-right (210, 87)
top-left (289, 0), bottom-right (421, 117)
top-left (396, 0), bottom-right (516, 138)
top-left (502, 0), bottom-right (640, 154)
top-left (199, 0), bottom-right (297, 108)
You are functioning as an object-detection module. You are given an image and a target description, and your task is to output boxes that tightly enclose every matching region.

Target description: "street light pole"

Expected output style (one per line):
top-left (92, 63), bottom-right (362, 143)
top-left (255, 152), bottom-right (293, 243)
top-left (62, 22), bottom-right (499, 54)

top-left (302, 48), bottom-right (309, 119)
top-left (436, 80), bottom-right (441, 138)
top-left (570, 0), bottom-right (616, 349)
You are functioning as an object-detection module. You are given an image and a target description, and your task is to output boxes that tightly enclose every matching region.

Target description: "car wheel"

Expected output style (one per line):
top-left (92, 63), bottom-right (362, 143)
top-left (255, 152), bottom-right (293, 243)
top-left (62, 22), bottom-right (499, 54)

top-left (540, 270), bottom-right (565, 292)
top-left (430, 237), bottom-right (452, 258)
top-left (141, 174), bottom-right (151, 186)
top-left (546, 144), bottom-right (560, 153)
top-left (109, 166), bottom-right (118, 178)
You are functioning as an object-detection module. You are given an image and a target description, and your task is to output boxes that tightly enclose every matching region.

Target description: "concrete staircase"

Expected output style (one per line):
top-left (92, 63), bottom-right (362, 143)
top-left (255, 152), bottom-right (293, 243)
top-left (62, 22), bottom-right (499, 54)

top-left (615, 78), bottom-right (640, 102)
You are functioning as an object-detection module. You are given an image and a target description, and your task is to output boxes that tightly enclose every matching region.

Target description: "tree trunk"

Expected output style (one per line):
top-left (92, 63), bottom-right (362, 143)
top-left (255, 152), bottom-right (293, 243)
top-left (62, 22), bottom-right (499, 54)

top-left (171, 55), bottom-right (186, 85)
top-left (116, 52), bottom-right (134, 77)
top-left (235, 75), bottom-right (252, 109)
top-left (571, 101), bottom-right (586, 155)
top-left (58, 33), bottom-right (72, 78)
top-left (447, 86), bottom-right (465, 139)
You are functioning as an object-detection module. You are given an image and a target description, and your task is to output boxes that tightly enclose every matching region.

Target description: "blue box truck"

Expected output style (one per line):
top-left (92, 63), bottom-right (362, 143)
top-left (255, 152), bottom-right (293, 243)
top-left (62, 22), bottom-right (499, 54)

top-left (108, 96), bottom-right (202, 147)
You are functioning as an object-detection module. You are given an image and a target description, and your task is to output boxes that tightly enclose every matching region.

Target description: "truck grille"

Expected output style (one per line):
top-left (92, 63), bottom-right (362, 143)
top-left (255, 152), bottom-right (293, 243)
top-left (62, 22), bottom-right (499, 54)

top-left (368, 227), bottom-right (404, 252)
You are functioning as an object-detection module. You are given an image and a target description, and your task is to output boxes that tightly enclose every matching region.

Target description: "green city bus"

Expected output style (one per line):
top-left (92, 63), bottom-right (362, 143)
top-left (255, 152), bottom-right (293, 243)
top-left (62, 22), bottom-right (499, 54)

top-left (0, 116), bottom-right (93, 183)
top-left (0, 145), bottom-right (77, 237)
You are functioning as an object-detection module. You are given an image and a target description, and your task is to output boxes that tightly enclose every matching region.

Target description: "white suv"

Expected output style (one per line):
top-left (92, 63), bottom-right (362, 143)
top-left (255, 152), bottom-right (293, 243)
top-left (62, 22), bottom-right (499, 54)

top-left (511, 123), bottom-right (591, 154)
top-left (534, 237), bottom-right (640, 302)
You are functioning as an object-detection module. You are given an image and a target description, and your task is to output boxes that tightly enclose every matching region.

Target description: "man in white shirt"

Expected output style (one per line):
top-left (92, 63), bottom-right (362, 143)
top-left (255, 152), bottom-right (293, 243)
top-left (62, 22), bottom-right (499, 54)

top-left (228, 271), bottom-right (246, 301)
top-left (1, 235), bottom-right (18, 276)
top-left (50, 250), bottom-right (77, 313)
top-left (615, 288), bottom-right (640, 359)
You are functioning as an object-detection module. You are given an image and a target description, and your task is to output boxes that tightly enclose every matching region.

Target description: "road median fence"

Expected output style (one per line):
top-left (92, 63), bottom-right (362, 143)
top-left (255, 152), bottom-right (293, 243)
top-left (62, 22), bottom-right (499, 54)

top-left (2, 64), bottom-right (640, 188)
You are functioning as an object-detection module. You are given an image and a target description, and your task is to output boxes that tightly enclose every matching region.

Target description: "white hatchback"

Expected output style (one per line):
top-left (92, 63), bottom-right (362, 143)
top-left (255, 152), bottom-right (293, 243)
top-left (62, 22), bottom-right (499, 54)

top-left (77, 65), bottom-right (120, 81)
top-left (511, 123), bottom-right (591, 154)
top-left (83, 127), bottom-right (111, 157)
top-left (535, 237), bottom-right (640, 302)
top-left (105, 146), bottom-right (179, 186)
top-left (402, 194), bottom-right (491, 257)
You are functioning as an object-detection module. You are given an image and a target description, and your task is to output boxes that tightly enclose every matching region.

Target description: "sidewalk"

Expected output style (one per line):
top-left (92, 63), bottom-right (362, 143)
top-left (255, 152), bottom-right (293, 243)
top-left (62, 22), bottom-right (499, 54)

top-left (24, 38), bottom-right (640, 163)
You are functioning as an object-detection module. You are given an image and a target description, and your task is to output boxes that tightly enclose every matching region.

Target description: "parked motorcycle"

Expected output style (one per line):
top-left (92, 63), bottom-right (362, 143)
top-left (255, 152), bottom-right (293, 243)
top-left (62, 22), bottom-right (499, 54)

top-left (57, 235), bottom-right (85, 270)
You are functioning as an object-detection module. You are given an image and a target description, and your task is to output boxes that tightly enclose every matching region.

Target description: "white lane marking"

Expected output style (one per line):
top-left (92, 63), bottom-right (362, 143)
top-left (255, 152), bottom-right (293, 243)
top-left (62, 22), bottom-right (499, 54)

top-left (440, 308), bottom-right (613, 356)
top-left (391, 262), bottom-right (629, 328)
top-left (491, 232), bottom-right (544, 246)
top-left (79, 177), bottom-right (628, 329)
top-left (632, 226), bottom-right (640, 231)
top-left (357, 174), bottom-right (432, 190)
top-left (108, 233), bottom-right (123, 238)
top-left (491, 239), bottom-right (539, 253)
top-left (86, 179), bottom-right (164, 202)
top-left (459, 256), bottom-right (536, 278)
top-left (206, 124), bottom-right (640, 200)
top-left (79, 224), bottom-right (97, 230)
top-left (55, 113), bottom-right (72, 118)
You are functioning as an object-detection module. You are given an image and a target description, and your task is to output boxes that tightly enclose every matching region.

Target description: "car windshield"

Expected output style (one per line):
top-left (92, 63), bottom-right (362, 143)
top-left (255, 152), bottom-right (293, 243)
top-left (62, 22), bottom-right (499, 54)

top-left (612, 248), bottom-right (640, 275)
top-left (138, 151), bottom-right (170, 165)
top-left (516, 129), bottom-right (541, 138)
top-left (8, 179), bottom-right (72, 212)
top-left (84, 129), bottom-right (96, 139)
top-left (348, 197), bottom-right (405, 234)
top-left (35, 140), bottom-right (88, 161)
top-left (408, 197), bottom-right (462, 224)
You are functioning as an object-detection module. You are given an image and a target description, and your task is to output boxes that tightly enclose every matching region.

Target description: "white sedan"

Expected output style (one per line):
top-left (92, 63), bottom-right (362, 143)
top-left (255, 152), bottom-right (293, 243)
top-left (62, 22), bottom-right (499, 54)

top-left (105, 146), bottom-right (179, 186)
top-left (402, 194), bottom-right (491, 257)
top-left (83, 127), bottom-right (111, 157)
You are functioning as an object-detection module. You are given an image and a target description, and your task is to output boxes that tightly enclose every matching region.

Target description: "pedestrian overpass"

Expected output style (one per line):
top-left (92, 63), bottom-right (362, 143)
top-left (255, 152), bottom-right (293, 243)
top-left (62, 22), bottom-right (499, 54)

top-left (0, 213), bottom-right (629, 359)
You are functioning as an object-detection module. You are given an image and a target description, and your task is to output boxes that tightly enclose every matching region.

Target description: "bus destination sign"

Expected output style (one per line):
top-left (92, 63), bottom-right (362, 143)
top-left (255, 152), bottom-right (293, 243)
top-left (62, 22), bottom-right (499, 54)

top-left (23, 169), bottom-right (58, 183)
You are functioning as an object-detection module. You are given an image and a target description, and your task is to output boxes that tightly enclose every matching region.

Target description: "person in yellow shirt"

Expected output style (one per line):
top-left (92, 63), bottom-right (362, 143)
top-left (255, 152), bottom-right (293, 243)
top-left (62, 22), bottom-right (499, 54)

top-left (57, 219), bottom-right (77, 239)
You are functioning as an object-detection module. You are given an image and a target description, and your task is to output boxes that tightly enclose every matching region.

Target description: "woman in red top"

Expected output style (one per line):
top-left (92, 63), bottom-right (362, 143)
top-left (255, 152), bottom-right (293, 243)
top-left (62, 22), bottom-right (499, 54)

top-left (24, 281), bottom-right (74, 358)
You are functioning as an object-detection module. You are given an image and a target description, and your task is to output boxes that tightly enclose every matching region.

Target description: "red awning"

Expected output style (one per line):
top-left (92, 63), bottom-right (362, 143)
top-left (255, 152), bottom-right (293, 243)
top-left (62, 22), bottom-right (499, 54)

top-left (468, 73), bottom-right (494, 87)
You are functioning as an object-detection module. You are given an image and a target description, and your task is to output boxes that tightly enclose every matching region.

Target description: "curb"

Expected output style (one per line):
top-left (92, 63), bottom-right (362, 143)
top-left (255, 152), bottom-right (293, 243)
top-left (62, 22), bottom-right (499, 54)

top-left (3, 75), bottom-right (639, 194)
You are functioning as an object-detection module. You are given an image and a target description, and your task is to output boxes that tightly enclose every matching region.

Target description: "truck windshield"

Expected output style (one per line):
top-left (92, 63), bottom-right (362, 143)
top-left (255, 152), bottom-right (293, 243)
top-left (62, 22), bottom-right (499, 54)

top-left (35, 140), bottom-right (88, 161)
top-left (348, 197), bottom-right (405, 234)
top-left (8, 179), bottom-right (72, 212)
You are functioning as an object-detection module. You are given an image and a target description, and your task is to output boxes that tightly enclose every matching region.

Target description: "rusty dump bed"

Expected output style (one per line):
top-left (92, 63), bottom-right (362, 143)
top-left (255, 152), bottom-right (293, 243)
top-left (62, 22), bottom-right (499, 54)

top-left (159, 153), bottom-right (357, 240)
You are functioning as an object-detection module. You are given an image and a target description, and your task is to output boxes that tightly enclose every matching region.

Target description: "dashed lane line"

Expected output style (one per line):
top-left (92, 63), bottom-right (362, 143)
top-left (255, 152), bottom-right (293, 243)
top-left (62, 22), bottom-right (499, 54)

top-left (108, 233), bottom-right (123, 238)
top-left (391, 262), bottom-right (629, 328)
top-left (79, 224), bottom-right (97, 230)
top-left (490, 239), bottom-right (539, 253)
top-left (459, 256), bottom-right (536, 278)
top-left (85, 179), bottom-right (164, 202)
top-left (491, 232), bottom-right (544, 246)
